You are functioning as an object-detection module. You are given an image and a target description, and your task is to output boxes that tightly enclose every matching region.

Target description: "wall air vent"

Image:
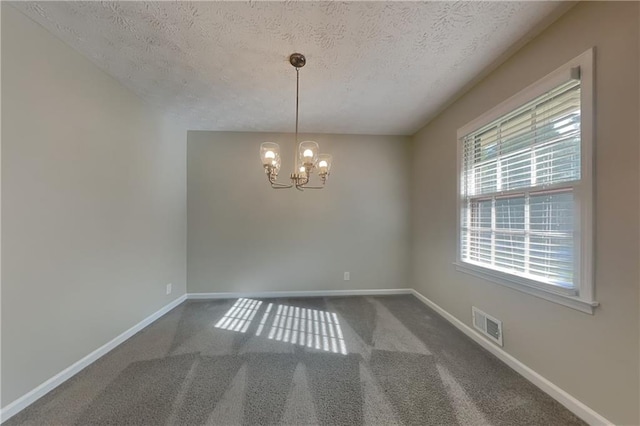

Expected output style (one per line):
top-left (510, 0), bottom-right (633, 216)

top-left (472, 306), bottom-right (503, 346)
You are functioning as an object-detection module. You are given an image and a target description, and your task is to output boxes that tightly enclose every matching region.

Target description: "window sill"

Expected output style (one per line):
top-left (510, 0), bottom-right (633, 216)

top-left (454, 262), bottom-right (599, 314)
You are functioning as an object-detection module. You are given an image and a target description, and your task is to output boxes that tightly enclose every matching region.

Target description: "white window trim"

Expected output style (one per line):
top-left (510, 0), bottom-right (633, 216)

top-left (455, 48), bottom-right (597, 314)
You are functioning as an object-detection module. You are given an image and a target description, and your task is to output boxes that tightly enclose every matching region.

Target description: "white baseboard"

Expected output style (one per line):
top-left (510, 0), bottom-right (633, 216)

top-left (410, 289), bottom-right (612, 426)
top-left (187, 288), bottom-right (413, 300)
top-left (0, 294), bottom-right (188, 424)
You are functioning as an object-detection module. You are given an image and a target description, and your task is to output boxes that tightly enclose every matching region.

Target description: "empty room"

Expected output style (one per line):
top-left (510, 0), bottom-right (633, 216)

top-left (1, 1), bottom-right (639, 425)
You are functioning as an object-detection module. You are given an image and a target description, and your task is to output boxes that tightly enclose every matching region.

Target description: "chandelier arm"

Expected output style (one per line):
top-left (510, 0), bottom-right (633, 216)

top-left (269, 179), bottom-right (293, 188)
top-left (297, 170), bottom-right (325, 189)
top-left (267, 172), bottom-right (293, 188)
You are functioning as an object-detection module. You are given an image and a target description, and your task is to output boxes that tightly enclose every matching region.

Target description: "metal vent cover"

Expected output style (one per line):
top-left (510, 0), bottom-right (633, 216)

top-left (486, 318), bottom-right (501, 340)
top-left (472, 307), bottom-right (503, 346)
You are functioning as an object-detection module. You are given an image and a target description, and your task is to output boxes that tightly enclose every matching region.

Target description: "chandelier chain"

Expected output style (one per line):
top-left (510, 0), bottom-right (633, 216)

top-left (295, 67), bottom-right (300, 167)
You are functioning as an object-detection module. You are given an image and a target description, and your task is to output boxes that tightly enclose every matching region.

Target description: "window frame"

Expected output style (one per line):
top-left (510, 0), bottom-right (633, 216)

top-left (455, 48), bottom-right (597, 314)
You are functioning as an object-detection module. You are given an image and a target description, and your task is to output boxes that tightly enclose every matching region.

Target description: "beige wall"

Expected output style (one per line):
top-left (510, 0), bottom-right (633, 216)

top-left (188, 131), bottom-right (410, 294)
top-left (410, 2), bottom-right (639, 424)
top-left (1, 5), bottom-right (187, 407)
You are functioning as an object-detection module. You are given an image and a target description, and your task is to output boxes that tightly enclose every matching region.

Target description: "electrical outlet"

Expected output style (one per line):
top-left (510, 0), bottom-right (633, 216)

top-left (344, 272), bottom-right (350, 281)
top-left (166, 283), bottom-right (172, 295)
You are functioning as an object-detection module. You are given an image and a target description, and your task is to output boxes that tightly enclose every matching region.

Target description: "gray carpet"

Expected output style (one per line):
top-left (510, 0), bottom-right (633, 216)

top-left (6, 295), bottom-right (585, 425)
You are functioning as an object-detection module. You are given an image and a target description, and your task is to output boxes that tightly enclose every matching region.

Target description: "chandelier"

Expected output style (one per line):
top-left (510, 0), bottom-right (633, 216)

top-left (259, 53), bottom-right (332, 190)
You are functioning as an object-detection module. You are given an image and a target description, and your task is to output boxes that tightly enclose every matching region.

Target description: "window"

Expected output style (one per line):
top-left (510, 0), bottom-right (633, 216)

top-left (456, 49), bottom-right (596, 313)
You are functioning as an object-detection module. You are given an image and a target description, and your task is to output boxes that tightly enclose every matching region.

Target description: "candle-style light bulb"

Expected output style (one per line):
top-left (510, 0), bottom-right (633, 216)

top-left (298, 141), bottom-right (319, 165)
top-left (317, 154), bottom-right (332, 178)
top-left (260, 142), bottom-right (281, 167)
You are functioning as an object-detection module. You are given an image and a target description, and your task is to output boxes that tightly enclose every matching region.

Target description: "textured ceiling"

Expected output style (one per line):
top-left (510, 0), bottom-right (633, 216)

top-left (14, 1), bottom-right (563, 135)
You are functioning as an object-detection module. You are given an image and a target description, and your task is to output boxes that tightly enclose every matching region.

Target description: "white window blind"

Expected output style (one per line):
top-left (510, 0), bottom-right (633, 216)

top-left (460, 80), bottom-right (581, 291)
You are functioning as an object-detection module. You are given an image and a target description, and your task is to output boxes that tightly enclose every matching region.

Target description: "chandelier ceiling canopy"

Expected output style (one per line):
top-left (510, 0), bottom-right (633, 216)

top-left (260, 53), bottom-right (332, 191)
